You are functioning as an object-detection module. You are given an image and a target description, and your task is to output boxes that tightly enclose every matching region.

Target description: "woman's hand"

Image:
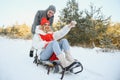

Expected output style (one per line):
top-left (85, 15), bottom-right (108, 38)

top-left (69, 21), bottom-right (77, 28)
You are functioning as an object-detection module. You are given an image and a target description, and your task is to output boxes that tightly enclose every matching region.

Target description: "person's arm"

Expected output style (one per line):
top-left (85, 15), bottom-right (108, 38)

top-left (53, 25), bottom-right (71, 40)
top-left (35, 25), bottom-right (46, 35)
top-left (49, 16), bottom-right (54, 26)
top-left (49, 16), bottom-right (55, 31)
top-left (31, 11), bottom-right (42, 34)
top-left (53, 21), bottom-right (77, 40)
top-left (32, 34), bottom-right (47, 50)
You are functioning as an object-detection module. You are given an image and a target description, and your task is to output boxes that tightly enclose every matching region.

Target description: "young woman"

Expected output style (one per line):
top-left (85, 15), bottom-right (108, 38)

top-left (32, 18), bottom-right (78, 70)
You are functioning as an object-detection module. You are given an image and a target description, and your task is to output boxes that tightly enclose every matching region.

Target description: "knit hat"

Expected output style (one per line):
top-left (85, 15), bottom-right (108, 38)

top-left (47, 5), bottom-right (56, 13)
top-left (40, 17), bottom-right (50, 26)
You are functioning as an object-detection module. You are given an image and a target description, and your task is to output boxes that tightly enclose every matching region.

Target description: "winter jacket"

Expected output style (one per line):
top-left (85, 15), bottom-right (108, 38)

top-left (32, 25), bottom-right (71, 58)
top-left (31, 6), bottom-right (55, 34)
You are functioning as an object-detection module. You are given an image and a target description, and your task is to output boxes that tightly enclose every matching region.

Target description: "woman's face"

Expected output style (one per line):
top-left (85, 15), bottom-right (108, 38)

top-left (43, 23), bottom-right (51, 33)
top-left (47, 10), bottom-right (55, 18)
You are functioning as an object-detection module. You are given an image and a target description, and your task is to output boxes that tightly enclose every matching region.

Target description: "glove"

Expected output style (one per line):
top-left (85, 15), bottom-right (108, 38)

top-left (29, 50), bottom-right (34, 57)
top-left (69, 21), bottom-right (77, 28)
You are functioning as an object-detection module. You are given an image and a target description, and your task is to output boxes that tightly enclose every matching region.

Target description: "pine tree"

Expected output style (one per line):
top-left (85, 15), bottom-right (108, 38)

top-left (59, 0), bottom-right (83, 46)
top-left (79, 4), bottom-right (111, 47)
top-left (59, 1), bottom-right (111, 47)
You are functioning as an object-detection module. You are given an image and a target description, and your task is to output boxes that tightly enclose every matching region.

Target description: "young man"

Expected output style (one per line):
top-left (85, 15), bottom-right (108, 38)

top-left (32, 17), bottom-right (79, 71)
top-left (30, 5), bottom-right (56, 56)
top-left (31, 5), bottom-right (56, 34)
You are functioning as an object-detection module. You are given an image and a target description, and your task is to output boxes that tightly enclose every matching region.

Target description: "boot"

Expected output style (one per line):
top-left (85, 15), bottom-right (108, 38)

top-left (65, 50), bottom-right (75, 63)
top-left (57, 54), bottom-right (71, 68)
top-left (57, 54), bottom-right (79, 71)
top-left (29, 47), bottom-right (34, 57)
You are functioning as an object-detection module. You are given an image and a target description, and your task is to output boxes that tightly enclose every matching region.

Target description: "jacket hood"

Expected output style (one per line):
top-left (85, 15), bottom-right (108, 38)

top-left (46, 5), bottom-right (56, 13)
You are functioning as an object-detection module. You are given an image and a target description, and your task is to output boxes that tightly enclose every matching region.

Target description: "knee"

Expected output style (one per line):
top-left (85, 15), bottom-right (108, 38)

top-left (52, 40), bottom-right (59, 45)
top-left (61, 39), bottom-right (68, 43)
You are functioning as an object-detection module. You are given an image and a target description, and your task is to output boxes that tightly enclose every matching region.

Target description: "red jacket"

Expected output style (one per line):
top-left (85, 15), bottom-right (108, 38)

top-left (39, 33), bottom-right (58, 61)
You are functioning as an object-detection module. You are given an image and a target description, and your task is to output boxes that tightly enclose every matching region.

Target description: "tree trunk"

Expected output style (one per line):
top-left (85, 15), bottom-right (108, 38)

top-left (92, 41), bottom-right (96, 48)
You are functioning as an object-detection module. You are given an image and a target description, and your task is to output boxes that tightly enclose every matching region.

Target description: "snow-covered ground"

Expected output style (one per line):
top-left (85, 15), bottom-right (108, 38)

top-left (0, 36), bottom-right (120, 80)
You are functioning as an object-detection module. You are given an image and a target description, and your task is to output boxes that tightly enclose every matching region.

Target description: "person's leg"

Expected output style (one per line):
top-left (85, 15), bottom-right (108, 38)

top-left (40, 40), bottom-right (71, 68)
top-left (59, 39), bottom-right (75, 63)
top-left (40, 41), bottom-right (54, 61)
top-left (29, 34), bottom-right (34, 57)
top-left (40, 40), bottom-right (64, 60)
top-left (59, 39), bottom-right (70, 51)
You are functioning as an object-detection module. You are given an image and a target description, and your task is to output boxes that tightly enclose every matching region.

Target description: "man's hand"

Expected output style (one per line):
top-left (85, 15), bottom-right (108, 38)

top-left (69, 21), bottom-right (77, 28)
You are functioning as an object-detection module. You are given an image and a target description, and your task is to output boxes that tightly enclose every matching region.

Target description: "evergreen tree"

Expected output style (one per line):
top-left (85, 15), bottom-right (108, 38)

top-left (59, 0), bottom-right (83, 46)
top-left (81, 3), bottom-right (111, 47)
top-left (59, 0), bottom-right (80, 23)
top-left (59, 1), bottom-right (111, 47)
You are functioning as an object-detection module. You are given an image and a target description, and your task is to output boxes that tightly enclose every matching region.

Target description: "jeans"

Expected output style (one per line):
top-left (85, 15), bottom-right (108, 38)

top-left (40, 39), bottom-right (70, 61)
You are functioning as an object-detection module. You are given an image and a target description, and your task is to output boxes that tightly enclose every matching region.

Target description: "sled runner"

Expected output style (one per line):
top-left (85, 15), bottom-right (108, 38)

top-left (60, 61), bottom-right (83, 80)
top-left (30, 49), bottom-right (83, 80)
top-left (33, 53), bottom-right (61, 74)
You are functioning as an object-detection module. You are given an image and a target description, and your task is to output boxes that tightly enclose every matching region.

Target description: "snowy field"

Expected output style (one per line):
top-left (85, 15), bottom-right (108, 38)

top-left (0, 36), bottom-right (120, 80)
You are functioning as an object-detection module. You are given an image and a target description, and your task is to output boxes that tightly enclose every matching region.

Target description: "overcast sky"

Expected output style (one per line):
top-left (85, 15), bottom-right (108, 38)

top-left (0, 0), bottom-right (120, 26)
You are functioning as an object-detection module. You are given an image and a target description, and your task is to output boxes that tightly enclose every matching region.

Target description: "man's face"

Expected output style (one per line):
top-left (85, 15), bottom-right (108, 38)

top-left (47, 10), bottom-right (55, 18)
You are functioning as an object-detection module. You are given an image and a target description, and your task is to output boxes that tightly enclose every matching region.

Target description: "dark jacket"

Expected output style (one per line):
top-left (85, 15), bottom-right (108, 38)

top-left (31, 5), bottom-right (56, 34)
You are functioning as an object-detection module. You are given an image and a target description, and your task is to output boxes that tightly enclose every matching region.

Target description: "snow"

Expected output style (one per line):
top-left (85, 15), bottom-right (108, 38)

top-left (0, 36), bottom-right (120, 80)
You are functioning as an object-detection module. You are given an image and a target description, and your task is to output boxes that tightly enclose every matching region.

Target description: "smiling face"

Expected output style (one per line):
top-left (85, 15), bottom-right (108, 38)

top-left (43, 23), bottom-right (52, 33)
top-left (47, 10), bottom-right (55, 18)
top-left (40, 17), bottom-right (52, 33)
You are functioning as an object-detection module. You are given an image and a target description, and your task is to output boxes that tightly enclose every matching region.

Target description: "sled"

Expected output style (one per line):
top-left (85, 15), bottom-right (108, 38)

top-left (33, 53), bottom-right (61, 74)
top-left (31, 49), bottom-right (83, 80)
